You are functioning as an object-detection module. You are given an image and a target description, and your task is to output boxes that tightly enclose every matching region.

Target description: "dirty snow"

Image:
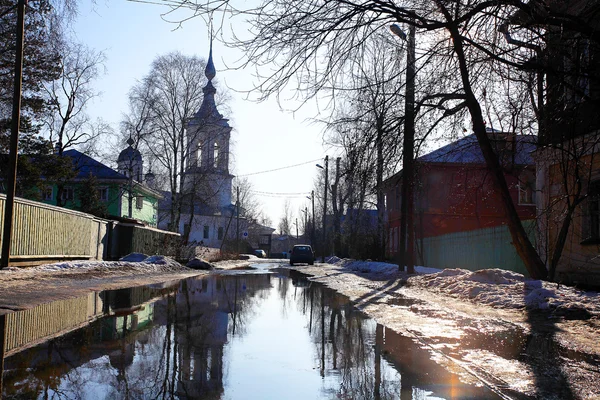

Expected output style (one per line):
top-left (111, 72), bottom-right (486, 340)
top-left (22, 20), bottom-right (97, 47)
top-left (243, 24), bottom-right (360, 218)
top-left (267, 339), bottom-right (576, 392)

top-left (327, 258), bottom-right (600, 316)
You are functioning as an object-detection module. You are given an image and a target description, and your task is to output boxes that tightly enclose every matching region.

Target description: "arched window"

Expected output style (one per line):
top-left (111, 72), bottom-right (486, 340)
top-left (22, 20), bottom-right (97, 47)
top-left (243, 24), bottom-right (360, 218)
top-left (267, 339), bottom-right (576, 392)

top-left (197, 142), bottom-right (203, 166)
top-left (213, 142), bottom-right (219, 168)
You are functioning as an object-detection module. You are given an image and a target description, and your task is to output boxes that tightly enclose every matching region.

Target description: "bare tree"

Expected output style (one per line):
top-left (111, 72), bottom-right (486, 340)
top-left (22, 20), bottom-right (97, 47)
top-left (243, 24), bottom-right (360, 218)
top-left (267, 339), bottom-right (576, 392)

top-left (42, 42), bottom-right (106, 155)
top-left (278, 199), bottom-right (293, 235)
top-left (40, 41), bottom-right (106, 205)
top-left (151, 0), bottom-right (600, 280)
top-left (126, 52), bottom-right (207, 231)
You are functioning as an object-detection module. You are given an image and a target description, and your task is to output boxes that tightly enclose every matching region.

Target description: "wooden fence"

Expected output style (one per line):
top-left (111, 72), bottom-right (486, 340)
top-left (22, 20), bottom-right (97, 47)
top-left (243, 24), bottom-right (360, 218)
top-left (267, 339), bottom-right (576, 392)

top-left (0, 194), bottom-right (180, 266)
top-left (109, 223), bottom-right (181, 260)
top-left (0, 194), bottom-right (108, 266)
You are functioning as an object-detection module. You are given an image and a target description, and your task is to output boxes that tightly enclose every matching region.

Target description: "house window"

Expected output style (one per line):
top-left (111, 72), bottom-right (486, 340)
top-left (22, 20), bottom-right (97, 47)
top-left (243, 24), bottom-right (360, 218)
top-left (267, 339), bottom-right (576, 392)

top-left (42, 187), bottom-right (53, 201)
top-left (62, 187), bottom-right (74, 201)
top-left (583, 181), bottom-right (600, 243)
top-left (203, 225), bottom-right (209, 239)
top-left (97, 187), bottom-right (108, 202)
top-left (218, 227), bottom-right (224, 240)
top-left (518, 170), bottom-right (536, 205)
top-left (136, 196), bottom-right (144, 209)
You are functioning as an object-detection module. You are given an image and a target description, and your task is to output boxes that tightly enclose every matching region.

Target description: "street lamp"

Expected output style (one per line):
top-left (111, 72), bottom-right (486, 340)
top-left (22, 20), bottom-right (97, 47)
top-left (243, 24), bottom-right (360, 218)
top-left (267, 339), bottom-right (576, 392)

top-left (391, 22), bottom-right (416, 274)
top-left (316, 156), bottom-right (329, 262)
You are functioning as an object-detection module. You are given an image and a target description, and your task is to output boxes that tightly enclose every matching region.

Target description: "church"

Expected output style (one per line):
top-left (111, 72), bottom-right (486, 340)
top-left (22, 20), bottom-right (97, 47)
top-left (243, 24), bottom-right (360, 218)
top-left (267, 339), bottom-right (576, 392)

top-left (157, 45), bottom-right (240, 249)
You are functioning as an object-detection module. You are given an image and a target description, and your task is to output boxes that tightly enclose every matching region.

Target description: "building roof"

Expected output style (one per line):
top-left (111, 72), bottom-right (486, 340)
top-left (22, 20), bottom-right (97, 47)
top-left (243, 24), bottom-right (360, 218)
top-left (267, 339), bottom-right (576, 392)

top-left (63, 149), bottom-right (162, 198)
top-left (117, 145), bottom-right (142, 164)
top-left (416, 134), bottom-right (536, 165)
top-left (64, 149), bottom-right (128, 180)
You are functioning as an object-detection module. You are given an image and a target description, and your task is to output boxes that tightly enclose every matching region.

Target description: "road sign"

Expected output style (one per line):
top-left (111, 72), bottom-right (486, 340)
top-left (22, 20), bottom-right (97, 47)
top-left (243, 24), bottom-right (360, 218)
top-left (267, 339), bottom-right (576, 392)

top-left (242, 231), bottom-right (248, 238)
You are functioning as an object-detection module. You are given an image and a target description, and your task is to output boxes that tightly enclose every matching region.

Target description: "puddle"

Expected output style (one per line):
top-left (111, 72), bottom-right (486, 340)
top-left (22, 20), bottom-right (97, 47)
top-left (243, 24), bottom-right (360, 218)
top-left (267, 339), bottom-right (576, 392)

top-left (1, 270), bottom-right (501, 399)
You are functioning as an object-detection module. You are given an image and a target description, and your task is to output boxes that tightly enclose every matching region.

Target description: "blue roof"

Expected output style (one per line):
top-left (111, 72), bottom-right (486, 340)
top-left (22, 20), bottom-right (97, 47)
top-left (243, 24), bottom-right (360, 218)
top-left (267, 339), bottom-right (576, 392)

top-left (417, 134), bottom-right (536, 165)
top-left (63, 149), bottom-right (127, 180)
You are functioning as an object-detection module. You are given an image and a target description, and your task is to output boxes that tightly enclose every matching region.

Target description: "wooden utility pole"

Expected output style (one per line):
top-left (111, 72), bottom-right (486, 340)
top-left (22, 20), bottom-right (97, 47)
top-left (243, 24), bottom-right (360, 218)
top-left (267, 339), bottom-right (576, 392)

top-left (322, 156), bottom-right (329, 262)
top-left (1, 0), bottom-right (27, 269)
top-left (311, 191), bottom-right (315, 246)
top-left (236, 186), bottom-right (240, 254)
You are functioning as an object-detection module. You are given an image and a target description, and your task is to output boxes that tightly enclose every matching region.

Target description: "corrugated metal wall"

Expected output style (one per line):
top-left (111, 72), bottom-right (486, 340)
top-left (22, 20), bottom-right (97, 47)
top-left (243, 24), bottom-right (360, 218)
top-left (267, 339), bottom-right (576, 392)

top-left (417, 220), bottom-right (536, 275)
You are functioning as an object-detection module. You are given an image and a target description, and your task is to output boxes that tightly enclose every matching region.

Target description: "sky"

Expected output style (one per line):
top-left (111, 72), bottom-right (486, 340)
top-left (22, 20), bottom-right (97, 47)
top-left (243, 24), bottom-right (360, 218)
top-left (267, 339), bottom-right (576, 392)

top-left (70, 1), bottom-right (335, 230)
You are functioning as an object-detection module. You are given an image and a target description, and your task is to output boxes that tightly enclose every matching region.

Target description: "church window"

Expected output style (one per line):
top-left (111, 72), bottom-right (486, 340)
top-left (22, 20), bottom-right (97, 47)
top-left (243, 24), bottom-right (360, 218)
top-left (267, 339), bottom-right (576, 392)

top-left (213, 142), bottom-right (219, 168)
top-left (197, 142), bottom-right (203, 166)
top-left (218, 227), bottom-right (224, 240)
top-left (203, 225), bottom-right (210, 239)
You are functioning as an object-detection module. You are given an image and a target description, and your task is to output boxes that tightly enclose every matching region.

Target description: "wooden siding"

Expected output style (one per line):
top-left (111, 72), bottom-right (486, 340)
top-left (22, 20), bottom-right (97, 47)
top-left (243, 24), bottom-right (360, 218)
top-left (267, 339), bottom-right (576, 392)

top-left (0, 194), bottom-right (108, 265)
top-left (416, 220), bottom-right (536, 275)
top-left (4, 293), bottom-right (103, 356)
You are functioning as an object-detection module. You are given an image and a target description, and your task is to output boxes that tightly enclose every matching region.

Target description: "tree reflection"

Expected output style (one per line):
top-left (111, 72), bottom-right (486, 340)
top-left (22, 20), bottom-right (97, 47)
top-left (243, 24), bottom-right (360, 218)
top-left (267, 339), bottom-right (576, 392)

top-left (287, 272), bottom-right (497, 400)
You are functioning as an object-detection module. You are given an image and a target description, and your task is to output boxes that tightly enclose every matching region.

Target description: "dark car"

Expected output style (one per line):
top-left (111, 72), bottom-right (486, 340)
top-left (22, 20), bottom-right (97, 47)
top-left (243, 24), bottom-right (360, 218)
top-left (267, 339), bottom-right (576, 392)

top-left (290, 245), bottom-right (315, 265)
top-left (254, 249), bottom-right (267, 258)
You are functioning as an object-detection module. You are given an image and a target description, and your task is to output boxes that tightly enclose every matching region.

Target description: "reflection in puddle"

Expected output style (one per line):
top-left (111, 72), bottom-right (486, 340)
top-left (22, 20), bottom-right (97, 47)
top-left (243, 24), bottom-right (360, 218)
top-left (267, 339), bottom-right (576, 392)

top-left (1, 271), bottom-right (500, 399)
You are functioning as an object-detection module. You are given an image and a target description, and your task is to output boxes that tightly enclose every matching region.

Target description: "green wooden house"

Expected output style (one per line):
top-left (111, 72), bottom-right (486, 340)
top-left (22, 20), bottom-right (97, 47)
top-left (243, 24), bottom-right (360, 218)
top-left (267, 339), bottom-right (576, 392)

top-left (40, 147), bottom-right (162, 227)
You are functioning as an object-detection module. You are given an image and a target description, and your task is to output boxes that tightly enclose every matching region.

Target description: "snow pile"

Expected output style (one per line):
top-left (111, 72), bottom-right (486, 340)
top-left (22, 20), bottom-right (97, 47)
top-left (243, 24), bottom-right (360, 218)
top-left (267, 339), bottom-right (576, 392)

top-left (331, 258), bottom-right (441, 277)
top-left (1, 256), bottom-right (188, 276)
top-left (408, 268), bottom-right (600, 315)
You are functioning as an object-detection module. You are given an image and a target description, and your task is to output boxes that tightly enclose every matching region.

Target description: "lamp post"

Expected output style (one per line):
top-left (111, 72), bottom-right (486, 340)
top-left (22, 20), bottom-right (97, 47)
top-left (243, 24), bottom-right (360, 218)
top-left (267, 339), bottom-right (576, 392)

top-left (391, 22), bottom-right (416, 274)
top-left (316, 156), bottom-right (329, 262)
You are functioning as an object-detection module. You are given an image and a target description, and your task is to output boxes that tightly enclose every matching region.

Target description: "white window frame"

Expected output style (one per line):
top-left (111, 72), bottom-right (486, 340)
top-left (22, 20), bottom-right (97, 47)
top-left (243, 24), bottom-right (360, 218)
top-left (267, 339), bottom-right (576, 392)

top-left (97, 187), bottom-right (109, 202)
top-left (42, 186), bottom-right (53, 201)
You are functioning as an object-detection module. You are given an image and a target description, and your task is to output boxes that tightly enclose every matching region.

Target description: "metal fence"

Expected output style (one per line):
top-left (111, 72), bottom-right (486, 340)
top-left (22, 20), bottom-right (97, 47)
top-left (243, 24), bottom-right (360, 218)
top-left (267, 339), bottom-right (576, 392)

top-left (416, 220), bottom-right (536, 275)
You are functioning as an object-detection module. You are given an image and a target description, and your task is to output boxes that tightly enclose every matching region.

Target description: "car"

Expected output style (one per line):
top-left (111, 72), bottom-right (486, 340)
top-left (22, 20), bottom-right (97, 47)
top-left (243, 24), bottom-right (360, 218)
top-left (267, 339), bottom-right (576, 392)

top-left (290, 245), bottom-right (315, 266)
top-left (254, 249), bottom-right (267, 258)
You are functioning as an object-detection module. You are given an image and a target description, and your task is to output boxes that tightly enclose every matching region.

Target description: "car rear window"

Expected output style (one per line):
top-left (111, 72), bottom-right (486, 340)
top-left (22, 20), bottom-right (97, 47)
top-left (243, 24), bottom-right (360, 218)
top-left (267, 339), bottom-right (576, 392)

top-left (294, 246), bottom-right (311, 253)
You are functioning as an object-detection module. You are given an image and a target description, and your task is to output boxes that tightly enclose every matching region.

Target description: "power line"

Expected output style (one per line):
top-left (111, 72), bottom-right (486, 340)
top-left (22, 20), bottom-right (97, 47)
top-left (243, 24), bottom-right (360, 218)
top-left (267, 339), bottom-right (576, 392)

top-left (237, 158), bottom-right (322, 177)
top-left (250, 190), bottom-right (311, 197)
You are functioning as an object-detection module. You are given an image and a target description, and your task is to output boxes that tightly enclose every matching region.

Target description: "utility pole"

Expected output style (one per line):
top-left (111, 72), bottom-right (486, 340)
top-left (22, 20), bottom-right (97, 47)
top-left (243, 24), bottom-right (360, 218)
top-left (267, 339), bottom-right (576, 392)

top-left (304, 207), bottom-right (308, 239)
top-left (396, 23), bottom-right (416, 274)
top-left (311, 191), bottom-right (315, 247)
top-left (1, 0), bottom-right (27, 269)
top-left (295, 218), bottom-right (298, 239)
top-left (322, 155), bottom-right (329, 262)
top-left (236, 186), bottom-right (240, 254)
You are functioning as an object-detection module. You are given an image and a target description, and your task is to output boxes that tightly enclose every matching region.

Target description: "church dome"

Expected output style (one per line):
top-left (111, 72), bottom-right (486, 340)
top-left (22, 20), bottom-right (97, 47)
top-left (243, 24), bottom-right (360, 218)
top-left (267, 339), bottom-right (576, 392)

top-left (118, 138), bottom-right (142, 163)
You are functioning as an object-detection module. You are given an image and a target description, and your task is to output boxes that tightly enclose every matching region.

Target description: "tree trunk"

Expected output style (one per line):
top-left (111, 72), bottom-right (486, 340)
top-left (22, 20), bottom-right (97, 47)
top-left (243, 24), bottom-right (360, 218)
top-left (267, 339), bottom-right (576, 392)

top-left (445, 18), bottom-right (548, 279)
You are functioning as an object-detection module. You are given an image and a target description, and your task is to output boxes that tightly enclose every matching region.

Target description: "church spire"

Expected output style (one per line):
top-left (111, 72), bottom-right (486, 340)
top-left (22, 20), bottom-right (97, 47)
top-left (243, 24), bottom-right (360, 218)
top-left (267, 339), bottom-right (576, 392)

top-left (189, 37), bottom-right (228, 127)
top-left (205, 40), bottom-right (216, 82)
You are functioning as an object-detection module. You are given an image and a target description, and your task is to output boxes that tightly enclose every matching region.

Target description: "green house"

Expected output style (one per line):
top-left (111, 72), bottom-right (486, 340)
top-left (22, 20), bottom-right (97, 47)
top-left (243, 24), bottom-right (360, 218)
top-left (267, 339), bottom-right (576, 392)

top-left (40, 148), bottom-right (162, 227)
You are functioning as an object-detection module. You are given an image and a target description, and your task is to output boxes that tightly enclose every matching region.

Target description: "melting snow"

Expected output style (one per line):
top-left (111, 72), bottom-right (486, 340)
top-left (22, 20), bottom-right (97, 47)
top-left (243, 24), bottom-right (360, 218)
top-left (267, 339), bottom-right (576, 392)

top-left (329, 259), bottom-right (600, 316)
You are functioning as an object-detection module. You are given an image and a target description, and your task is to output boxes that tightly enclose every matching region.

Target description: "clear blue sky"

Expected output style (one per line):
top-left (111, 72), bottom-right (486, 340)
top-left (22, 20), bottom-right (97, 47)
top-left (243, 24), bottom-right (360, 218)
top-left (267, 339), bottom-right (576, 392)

top-left (71, 1), bottom-right (332, 230)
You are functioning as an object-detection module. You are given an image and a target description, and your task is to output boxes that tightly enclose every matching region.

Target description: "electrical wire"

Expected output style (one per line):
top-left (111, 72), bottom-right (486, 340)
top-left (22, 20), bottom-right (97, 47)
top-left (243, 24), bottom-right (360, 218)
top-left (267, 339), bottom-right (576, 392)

top-left (237, 158), bottom-right (322, 177)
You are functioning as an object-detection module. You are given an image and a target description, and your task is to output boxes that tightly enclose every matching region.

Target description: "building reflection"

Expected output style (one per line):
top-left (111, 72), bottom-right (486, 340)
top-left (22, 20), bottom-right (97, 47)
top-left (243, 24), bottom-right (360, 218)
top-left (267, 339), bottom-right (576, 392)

top-left (1, 274), bottom-right (273, 399)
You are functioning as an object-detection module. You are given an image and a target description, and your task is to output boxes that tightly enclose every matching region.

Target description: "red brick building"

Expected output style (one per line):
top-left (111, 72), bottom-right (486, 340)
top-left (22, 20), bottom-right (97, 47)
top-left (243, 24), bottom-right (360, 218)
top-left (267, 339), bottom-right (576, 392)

top-left (384, 131), bottom-right (537, 272)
